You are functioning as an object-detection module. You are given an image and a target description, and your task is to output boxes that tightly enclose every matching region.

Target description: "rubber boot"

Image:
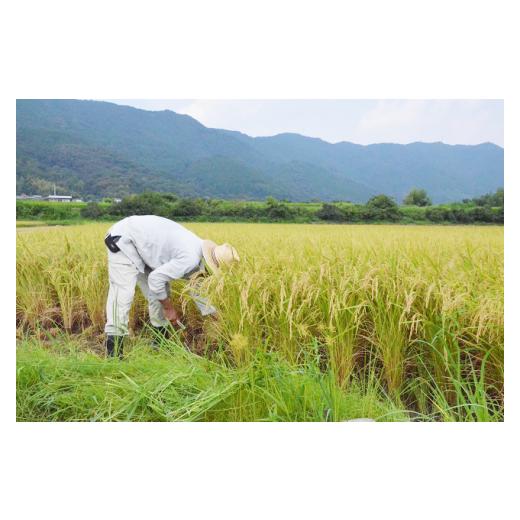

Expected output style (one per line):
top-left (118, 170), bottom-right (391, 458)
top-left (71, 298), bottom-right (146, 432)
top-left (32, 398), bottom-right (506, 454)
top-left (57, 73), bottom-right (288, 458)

top-left (106, 335), bottom-right (124, 359)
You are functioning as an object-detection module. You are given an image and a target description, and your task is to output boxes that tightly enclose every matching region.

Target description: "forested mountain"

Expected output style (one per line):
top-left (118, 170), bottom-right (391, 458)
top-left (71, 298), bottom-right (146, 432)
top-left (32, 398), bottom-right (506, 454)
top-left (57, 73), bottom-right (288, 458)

top-left (16, 100), bottom-right (504, 202)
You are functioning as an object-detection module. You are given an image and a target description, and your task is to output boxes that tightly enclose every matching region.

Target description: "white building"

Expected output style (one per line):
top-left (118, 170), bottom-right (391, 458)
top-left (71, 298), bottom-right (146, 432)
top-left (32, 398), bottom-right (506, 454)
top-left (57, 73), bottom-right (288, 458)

top-left (46, 184), bottom-right (72, 202)
top-left (46, 195), bottom-right (72, 203)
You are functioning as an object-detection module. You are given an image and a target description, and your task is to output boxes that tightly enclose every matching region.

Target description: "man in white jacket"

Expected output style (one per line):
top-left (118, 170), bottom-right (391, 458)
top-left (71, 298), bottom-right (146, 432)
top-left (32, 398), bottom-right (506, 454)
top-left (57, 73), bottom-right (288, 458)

top-left (104, 215), bottom-right (240, 358)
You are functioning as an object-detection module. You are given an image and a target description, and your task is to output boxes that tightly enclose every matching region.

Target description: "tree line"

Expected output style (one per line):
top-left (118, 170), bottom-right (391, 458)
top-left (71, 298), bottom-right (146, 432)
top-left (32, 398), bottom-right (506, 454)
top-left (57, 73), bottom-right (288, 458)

top-left (16, 188), bottom-right (504, 224)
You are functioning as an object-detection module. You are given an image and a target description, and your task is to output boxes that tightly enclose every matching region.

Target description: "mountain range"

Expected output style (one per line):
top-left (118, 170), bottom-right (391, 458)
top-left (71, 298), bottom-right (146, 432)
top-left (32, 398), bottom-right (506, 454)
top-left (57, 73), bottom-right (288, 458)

top-left (16, 99), bottom-right (504, 203)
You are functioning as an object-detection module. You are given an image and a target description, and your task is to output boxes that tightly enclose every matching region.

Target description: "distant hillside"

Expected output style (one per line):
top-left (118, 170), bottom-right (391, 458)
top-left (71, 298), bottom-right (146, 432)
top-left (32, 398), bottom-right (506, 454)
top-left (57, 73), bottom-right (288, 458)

top-left (16, 100), bottom-right (504, 202)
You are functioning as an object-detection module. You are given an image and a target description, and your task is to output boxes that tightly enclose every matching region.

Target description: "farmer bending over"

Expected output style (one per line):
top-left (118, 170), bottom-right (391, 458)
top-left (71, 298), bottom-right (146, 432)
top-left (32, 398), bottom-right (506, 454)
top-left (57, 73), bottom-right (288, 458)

top-left (104, 215), bottom-right (239, 358)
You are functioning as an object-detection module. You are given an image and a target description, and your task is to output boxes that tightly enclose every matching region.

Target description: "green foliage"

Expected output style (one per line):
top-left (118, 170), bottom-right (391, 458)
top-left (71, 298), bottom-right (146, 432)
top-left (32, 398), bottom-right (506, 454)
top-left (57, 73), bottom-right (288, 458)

top-left (107, 192), bottom-right (171, 217)
top-left (171, 198), bottom-right (204, 217)
top-left (365, 194), bottom-right (401, 221)
top-left (400, 205), bottom-right (428, 222)
top-left (425, 207), bottom-right (446, 223)
top-left (265, 197), bottom-right (295, 221)
top-left (80, 202), bottom-right (105, 219)
top-left (463, 188), bottom-right (504, 207)
top-left (316, 203), bottom-right (346, 221)
top-left (16, 200), bottom-right (86, 220)
top-left (403, 188), bottom-right (432, 206)
top-left (16, 190), bottom-right (504, 225)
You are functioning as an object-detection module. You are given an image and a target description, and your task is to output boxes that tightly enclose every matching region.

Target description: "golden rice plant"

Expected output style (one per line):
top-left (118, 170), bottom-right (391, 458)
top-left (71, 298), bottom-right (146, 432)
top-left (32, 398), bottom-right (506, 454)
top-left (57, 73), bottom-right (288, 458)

top-left (16, 222), bottom-right (504, 415)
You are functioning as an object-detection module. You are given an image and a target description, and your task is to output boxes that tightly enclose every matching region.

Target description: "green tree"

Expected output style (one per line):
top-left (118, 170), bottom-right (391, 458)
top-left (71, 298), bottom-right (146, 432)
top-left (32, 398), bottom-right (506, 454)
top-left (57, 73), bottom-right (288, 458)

top-left (403, 188), bottom-right (432, 206)
top-left (171, 198), bottom-right (204, 217)
top-left (469, 206), bottom-right (493, 222)
top-left (107, 192), bottom-right (171, 217)
top-left (80, 202), bottom-right (105, 219)
top-left (472, 188), bottom-right (504, 207)
top-left (316, 203), bottom-right (346, 221)
top-left (265, 197), bottom-right (295, 221)
top-left (425, 207), bottom-right (447, 222)
top-left (365, 194), bottom-right (401, 221)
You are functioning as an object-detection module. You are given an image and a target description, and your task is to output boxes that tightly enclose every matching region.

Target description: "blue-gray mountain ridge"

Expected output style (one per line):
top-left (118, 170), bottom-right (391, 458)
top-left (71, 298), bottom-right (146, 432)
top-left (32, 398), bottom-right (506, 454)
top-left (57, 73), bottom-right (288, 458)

top-left (16, 99), bottom-right (504, 203)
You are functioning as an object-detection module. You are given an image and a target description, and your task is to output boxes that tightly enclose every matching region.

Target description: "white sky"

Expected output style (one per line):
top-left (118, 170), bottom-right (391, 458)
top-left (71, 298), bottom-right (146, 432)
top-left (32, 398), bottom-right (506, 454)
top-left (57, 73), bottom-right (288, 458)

top-left (103, 99), bottom-right (504, 147)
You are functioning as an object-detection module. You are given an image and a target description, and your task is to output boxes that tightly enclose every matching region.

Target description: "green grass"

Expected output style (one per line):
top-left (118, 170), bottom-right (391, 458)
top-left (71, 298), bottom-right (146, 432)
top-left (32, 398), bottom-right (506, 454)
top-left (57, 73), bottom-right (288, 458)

top-left (17, 336), bottom-right (411, 422)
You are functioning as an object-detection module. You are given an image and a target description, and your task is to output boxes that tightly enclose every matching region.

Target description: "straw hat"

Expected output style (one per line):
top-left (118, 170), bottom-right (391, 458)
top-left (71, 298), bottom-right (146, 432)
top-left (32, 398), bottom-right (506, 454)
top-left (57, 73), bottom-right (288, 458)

top-left (202, 240), bottom-right (240, 273)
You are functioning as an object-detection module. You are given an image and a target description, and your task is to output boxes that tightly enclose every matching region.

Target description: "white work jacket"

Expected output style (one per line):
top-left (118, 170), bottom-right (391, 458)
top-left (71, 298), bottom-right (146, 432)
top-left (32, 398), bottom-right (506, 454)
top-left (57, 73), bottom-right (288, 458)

top-left (107, 216), bottom-right (214, 313)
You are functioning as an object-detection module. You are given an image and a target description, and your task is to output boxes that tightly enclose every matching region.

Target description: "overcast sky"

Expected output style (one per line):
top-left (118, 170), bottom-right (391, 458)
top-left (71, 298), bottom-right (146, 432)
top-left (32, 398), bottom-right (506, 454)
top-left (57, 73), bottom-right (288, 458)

top-left (103, 99), bottom-right (503, 147)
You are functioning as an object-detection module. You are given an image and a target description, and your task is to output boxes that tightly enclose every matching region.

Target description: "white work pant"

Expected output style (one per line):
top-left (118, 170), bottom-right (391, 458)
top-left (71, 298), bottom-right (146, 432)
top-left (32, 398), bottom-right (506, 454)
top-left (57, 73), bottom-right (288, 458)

top-left (104, 250), bottom-right (170, 336)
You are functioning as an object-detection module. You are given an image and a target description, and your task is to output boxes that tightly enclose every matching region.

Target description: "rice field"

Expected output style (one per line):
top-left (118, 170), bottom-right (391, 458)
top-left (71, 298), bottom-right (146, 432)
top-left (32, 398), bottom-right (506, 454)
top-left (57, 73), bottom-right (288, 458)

top-left (16, 222), bottom-right (504, 421)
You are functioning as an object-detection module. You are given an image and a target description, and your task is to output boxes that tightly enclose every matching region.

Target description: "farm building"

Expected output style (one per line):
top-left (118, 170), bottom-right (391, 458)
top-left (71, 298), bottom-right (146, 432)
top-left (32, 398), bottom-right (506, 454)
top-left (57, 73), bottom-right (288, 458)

top-left (46, 195), bottom-right (72, 203)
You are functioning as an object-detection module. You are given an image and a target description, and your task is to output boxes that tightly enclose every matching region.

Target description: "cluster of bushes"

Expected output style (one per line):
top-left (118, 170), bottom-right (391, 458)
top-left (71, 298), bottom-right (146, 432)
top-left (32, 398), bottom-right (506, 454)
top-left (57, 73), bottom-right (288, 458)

top-left (316, 200), bottom-right (503, 224)
top-left (317, 195), bottom-right (403, 222)
top-left (463, 188), bottom-right (503, 207)
top-left (423, 205), bottom-right (503, 223)
top-left (16, 189), bottom-right (504, 224)
top-left (77, 194), bottom-right (317, 222)
top-left (316, 192), bottom-right (503, 224)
